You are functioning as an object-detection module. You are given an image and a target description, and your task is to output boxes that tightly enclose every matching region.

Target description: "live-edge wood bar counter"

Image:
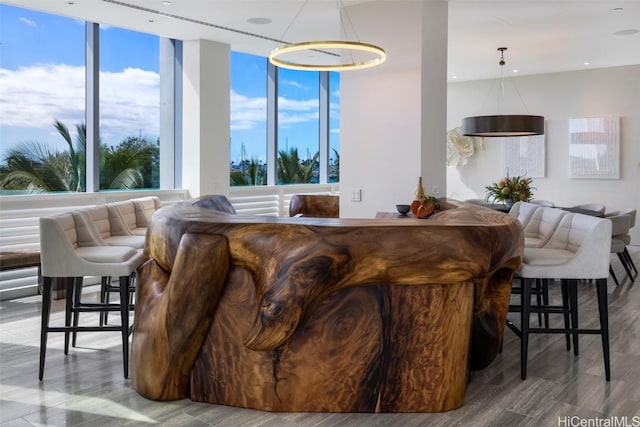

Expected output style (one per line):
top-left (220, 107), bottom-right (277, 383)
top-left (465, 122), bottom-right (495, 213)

top-left (131, 196), bottom-right (523, 413)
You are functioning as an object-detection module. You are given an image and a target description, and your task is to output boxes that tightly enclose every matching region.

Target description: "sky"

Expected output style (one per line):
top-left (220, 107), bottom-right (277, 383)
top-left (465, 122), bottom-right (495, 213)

top-left (0, 4), bottom-right (340, 164)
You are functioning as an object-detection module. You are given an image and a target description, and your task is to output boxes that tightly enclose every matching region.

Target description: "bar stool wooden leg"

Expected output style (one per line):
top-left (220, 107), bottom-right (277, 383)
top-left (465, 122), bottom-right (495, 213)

top-left (560, 279), bottom-right (571, 351)
top-left (521, 278), bottom-right (532, 380)
top-left (64, 277), bottom-right (75, 355)
top-left (72, 277), bottom-right (83, 347)
top-left (99, 276), bottom-right (109, 326)
top-left (567, 279), bottom-right (579, 356)
top-left (596, 278), bottom-right (611, 381)
top-left (119, 275), bottom-right (130, 379)
top-left (541, 279), bottom-right (550, 327)
top-left (39, 276), bottom-right (53, 381)
top-left (535, 280), bottom-right (543, 326)
top-left (609, 266), bottom-right (620, 286)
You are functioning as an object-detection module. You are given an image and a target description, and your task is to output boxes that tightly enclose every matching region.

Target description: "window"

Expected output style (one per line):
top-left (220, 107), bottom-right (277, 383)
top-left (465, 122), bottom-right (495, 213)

top-left (0, 5), bottom-right (86, 193)
top-left (0, 4), bottom-right (165, 194)
top-left (99, 27), bottom-right (160, 190)
top-left (329, 71), bottom-right (340, 183)
top-left (277, 68), bottom-right (320, 184)
top-left (230, 52), bottom-right (267, 186)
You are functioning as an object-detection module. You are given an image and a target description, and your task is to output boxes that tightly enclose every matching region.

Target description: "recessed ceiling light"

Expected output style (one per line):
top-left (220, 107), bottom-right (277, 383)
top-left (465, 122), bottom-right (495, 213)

top-left (584, 62), bottom-right (590, 66)
top-left (452, 75), bottom-right (457, 79)
top-left (247, 17), bottom-right (272, 25)
top-left (613, 29), bottom-right (639, 36)
top-left (162, 1), bottom-right (171, 5)
top-left (512, 69), bottom-right (518, 73)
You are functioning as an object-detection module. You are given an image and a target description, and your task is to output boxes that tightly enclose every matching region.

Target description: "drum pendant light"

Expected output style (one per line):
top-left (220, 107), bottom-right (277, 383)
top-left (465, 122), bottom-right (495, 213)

top-left (462, 48), bottom-right (544, 137)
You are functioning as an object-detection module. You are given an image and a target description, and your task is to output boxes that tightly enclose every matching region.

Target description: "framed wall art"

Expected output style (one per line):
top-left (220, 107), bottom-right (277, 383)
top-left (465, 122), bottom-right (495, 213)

top-left (502, 132), bottom-right (546, 178)
top-left (568, 116), bottom-right (620, 179)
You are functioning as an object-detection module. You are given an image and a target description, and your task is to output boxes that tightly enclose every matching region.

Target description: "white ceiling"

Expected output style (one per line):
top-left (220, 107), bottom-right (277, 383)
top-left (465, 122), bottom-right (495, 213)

top-left (4, 0), bottom-right (640, 81)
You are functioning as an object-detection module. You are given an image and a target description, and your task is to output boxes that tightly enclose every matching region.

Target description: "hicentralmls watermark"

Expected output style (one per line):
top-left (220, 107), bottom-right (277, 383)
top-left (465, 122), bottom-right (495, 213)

top-left (558, 416), bottom-right (640, 427)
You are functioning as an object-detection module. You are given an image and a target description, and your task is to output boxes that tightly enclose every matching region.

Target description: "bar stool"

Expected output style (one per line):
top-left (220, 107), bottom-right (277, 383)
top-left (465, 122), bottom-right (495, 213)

top-left (515, 213), bottom-right (612, 380)
top-left (39, 213), bottom-right (144, 380)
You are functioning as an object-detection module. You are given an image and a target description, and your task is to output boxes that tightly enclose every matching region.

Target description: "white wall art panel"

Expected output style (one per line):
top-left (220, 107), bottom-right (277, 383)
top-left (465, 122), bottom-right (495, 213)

top-left (502, 132), bottom-right (546, 178)
top-left (569, 116), bottom-right (620, 179)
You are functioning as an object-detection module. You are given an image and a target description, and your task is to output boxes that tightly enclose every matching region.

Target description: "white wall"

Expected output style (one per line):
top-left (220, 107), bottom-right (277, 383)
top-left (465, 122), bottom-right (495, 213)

top-left (340, 1), bottom-right (448, 217)
top-left (447, 65), bottom-right (640, 243)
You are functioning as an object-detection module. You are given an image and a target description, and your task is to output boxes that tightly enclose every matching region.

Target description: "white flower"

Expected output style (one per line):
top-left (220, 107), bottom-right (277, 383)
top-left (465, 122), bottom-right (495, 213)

top-left (446, 127), bottom-right (483, 167)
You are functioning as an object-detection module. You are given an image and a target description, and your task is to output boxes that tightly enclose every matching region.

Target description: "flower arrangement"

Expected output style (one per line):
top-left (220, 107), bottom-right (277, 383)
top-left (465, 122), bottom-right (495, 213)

top-left (485, 174), bottom-right (535, 204)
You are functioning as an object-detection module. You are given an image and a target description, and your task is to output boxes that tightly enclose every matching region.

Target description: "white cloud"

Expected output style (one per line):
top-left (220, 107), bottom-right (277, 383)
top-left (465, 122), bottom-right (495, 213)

top-left (19, 17), bottom-right (36, 27)
top-left (230, 90), bottom-right (266, 130)
top-left (278, 111), bottom-right (319, 126)
top-left (1, 63), bottom-right (324, 146)
top-left (230, 91), bottom-right (320, 130)
top-left (278, 96), bottom-right (317, 112)
top-left (0, 64), bottom-right (160, 145)
top-left (99, 67), bottom-right (160, 143)
top-left (281, 79), bottom-right (305, 89)
top-left (0, 64), bottom-right (85, 128)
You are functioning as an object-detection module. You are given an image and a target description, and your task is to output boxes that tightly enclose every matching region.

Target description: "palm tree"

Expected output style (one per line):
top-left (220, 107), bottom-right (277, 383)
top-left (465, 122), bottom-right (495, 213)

top-left (230, 158), bottom-right (265, 186)
top-left (277, 147), bottom-right (319, 184)
top-left (0, 121), bottom-right (158, 192)
top-left (0, 120), bottom-right (86, 192)
top-left (331, 148), bottom-right (340, 182)
top-left (100, 136), bottom-right (159, 189)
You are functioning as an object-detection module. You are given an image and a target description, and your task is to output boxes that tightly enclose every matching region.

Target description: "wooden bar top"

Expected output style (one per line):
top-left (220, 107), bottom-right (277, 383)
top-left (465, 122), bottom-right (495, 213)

top-left (131, 195), bottom-right (523, 413)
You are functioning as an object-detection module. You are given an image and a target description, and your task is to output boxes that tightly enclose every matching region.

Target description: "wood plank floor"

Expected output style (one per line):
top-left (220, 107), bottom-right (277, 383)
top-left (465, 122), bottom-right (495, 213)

top-left (1, 248), bottom-right (639, 426)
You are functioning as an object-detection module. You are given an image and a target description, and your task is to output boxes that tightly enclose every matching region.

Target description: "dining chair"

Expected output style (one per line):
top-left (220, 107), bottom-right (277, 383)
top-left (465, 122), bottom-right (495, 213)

top-left (39, 213), bottom-right (145, 380)
top-left (530, 200), bottom-right (555, 207)
top-left (570, 203), bottom-right (606, 217)
top-left (606, 209), bottom-right (638, 279)
top-left (606, 213), bottom-right (636, 285)
top-left (516, 213), bottom-right (612, 380)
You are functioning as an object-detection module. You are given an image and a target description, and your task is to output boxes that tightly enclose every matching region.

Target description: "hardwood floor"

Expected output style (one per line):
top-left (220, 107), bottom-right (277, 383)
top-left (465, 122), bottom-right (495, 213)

top-left (1, 248), bottom-right (639, 426)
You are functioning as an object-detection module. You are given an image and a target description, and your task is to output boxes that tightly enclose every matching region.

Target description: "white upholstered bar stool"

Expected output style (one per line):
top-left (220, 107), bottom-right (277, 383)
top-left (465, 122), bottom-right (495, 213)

top-left (513, 207), bottom-right (570, 327)
top-left (132, 196), bottom-right (161, 228)
top-left (517, 213), bottom-right (612, 380)
top-left (509, 201), bottom-right (540, 229)
top-left (107, 199), bottom-right (150, 237)
top-left (75, 206), bottom-right (145, 249)
top-left (74, 207), bottom-right (144, 327)
top-left (39, 213), bottom-right (145, 380)
top-left (523, 207), bottom-right (569, 248)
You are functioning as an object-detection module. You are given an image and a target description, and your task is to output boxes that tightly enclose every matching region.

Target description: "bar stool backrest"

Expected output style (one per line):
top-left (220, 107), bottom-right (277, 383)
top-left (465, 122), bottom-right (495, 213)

top-left (509, 201), bottom-right (540, 228)
top-left (523, 207), bottom-right (568, 248)
top-left (107, 200), bottom-right (137, 236)
top-left (543, 213), bottom-right (612, 277)
top-left (132, 196), bottom-right (161, 228)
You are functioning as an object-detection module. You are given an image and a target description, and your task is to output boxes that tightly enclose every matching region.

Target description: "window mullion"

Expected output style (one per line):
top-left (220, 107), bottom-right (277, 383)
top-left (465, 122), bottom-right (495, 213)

top-left (267, 61), bottom-right (278, 186)
top-left (319, 72), bottom-right (330, 184)
top-left (85, 22), bottom-right (100, 192)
